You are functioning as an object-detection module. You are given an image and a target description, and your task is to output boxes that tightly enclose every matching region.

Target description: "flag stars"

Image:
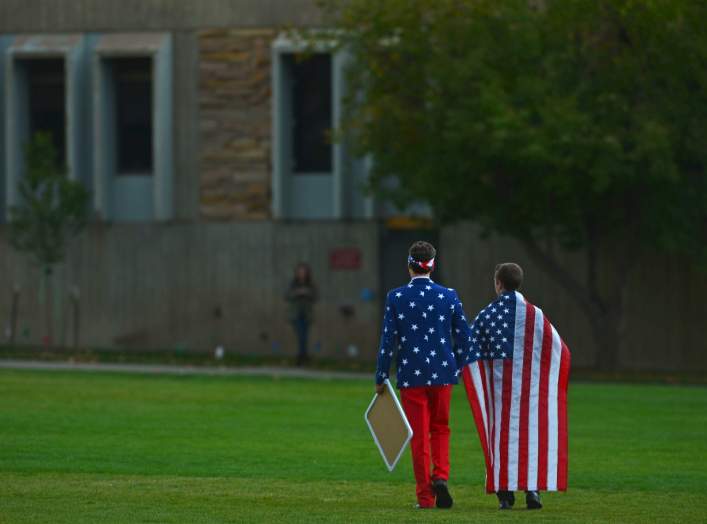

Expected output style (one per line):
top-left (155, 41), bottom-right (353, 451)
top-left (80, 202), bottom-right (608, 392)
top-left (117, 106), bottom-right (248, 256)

top-left (409, 301), bottom-right (416, 308)
top-left (424, 335), bottom-right (429, 341)
top-left (413, 347), bottom-right (420, 353)
top-left (432, 373), bottom-right (438, 379)
top-left (420, 291), bottom-right (425, 297)
top-left (438, 293), bottom-right (444, 299)
top-left (414, 369), bottom-right (421, 376)
top-left (428, 327), bottom-right (435, 334)
top-left (402, 358), bottom-right (408, 365)
top-left (403, 381), bottom-right (409, 387)
top-left (442, 361), bottom-right (448, 367)
top-left (428, 305), bottom-right (435, 311)
top-left (395, 292), bottom-right (402, 298)
top-left (425, 285), bottom-right (432, 290)
top-left (401, 336), bottom-right (407, 342)
top-left (430, 350), bottom-right (437, 357)
top-left (411, 324), bottom-right (419, 331)
top-left (422, 312), bottom-right (428, 318)
top-left (440, 337), bottom-right (446, 344)
top-left (439, 315), bottom-right (446, 321)
top-left (398, 313), bottom-right (405, 320)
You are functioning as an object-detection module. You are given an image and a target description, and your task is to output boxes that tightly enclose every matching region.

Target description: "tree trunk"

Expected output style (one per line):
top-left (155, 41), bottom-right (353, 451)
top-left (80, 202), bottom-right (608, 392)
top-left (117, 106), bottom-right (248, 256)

top-left (44, 266), bottom-right (53, 348)
top-left (520, 237), bottom-right (629, 372)
top-left (589, 311), bottom-right (620, 372)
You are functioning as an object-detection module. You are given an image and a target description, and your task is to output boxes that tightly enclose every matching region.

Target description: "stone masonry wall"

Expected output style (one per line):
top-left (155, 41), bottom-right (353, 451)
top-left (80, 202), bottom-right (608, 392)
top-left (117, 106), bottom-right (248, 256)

top-left (198, 29), bottom-right (276, 220)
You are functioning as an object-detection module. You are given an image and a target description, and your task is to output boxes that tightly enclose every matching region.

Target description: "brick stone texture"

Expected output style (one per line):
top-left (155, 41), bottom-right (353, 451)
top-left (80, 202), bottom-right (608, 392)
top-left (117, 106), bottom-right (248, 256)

top-left (198, 29), bottom-right (276, 220)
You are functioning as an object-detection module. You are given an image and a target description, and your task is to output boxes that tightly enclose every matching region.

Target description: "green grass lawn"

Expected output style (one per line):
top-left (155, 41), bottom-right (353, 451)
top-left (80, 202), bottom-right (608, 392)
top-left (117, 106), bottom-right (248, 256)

top-left (0, 370), bottom-right (706, 523)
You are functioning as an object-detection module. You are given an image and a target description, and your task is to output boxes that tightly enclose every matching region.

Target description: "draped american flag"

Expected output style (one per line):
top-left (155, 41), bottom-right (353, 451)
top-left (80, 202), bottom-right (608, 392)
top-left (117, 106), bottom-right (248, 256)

top-left (462, 291), bottom-right (570, 493)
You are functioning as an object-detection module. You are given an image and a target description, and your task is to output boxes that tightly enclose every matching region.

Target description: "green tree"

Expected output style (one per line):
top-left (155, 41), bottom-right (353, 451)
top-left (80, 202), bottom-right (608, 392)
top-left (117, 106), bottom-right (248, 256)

top-left (317, 0), bottom-right (707, 369)
top-left (9, 132), bottom-right (90, 346)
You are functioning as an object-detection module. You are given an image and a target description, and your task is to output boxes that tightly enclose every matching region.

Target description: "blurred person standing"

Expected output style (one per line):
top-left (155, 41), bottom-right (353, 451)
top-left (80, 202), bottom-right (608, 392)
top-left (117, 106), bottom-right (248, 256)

top-left (285, 263), bottom-right (318, 366)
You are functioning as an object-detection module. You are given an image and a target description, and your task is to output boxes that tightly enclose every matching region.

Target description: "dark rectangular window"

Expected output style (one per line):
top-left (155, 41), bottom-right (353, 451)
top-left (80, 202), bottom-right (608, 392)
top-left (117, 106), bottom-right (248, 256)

top-left (25, 58), bottom-right (66, 168)
top-left (287, 53), bottom-right (332, 173)
top-left (112, 57), bottom-right (153, 175)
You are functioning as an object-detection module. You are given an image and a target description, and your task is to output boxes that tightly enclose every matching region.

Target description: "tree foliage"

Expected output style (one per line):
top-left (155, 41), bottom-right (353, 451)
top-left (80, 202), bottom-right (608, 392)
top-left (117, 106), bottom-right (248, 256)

top-left (317, 0), bottom-right (707, 368)
top-left (323, 0), bottom-right (707, 256)
top-left (9, 132), bottom-right (89, 271)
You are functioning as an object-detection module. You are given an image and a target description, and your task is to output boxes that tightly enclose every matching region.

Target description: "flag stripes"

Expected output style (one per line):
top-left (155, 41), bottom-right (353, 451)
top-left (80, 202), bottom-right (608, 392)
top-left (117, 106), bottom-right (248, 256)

top-left (462, 291), bottom-right (570, 493)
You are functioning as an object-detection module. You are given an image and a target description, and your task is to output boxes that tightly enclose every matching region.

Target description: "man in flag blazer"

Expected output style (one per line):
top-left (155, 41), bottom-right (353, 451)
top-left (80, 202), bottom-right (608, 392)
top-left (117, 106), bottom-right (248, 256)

top-left (462, 262), bottom-right (571, 511)
top-left (375, 241), bottom-right (477, 509)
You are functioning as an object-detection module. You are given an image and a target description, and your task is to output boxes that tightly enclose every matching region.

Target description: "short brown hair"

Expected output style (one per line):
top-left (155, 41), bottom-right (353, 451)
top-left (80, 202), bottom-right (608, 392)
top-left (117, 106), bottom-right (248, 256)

top-left (495, 262), bottom-right (523, 291)
top-left (408, 241), bottom-right (436, 274)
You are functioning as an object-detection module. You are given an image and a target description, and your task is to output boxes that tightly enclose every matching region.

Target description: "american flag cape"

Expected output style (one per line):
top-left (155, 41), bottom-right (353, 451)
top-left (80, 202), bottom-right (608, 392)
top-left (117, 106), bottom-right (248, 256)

top-left (461, 291), bottom-right (570, 493)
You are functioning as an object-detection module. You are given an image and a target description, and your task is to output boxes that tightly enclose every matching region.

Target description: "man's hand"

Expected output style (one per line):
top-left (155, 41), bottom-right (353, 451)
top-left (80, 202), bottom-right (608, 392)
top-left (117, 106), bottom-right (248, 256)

top-left (376, 383), bottom-right (386, 395)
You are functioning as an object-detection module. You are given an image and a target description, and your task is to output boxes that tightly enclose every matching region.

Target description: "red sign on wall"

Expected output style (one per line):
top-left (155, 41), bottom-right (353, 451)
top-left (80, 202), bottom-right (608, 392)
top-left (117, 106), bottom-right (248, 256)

top-left (329, 248), bottom-right (362, 270)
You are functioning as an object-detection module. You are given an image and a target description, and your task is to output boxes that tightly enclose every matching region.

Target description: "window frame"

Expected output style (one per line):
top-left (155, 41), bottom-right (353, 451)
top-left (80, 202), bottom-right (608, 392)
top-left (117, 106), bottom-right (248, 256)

top-left (4, 34), bottom-right (90, 219)
top-left (92, 33), bottom-right (173, 222)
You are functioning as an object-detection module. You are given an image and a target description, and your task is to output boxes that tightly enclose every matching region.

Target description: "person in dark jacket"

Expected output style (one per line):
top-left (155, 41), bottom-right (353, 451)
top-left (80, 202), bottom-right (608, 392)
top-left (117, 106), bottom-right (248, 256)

top-left (285, 263), bottom-right (318, 365)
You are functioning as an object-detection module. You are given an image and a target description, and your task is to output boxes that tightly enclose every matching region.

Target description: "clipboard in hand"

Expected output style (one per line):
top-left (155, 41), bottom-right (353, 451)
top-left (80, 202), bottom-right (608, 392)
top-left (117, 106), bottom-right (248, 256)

top-left (364, 379), bottom-right (413, 472)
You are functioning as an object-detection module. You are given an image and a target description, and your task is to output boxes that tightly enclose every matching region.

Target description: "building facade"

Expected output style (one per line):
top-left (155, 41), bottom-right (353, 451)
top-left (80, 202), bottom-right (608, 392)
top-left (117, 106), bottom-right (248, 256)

top-left (0, 0), bottom-right (407, 361)
top-left (0, 0), bottom-right (705, 372)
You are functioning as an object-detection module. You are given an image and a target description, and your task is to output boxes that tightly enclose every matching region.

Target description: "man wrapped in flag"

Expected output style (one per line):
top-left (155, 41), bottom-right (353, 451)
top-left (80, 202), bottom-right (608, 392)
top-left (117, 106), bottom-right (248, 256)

top-left (461, 263), bottom-right (570, 510)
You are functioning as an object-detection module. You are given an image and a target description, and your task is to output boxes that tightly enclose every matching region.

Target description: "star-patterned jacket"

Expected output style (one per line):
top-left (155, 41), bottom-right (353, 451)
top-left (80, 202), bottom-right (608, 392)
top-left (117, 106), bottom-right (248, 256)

top-left (375, 276), bottom-right (477, 388)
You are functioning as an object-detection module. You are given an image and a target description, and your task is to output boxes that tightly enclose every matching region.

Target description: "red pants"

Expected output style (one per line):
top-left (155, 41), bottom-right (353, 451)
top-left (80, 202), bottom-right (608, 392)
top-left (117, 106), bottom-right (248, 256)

top-left (400, 385), bottom-right (452, 507)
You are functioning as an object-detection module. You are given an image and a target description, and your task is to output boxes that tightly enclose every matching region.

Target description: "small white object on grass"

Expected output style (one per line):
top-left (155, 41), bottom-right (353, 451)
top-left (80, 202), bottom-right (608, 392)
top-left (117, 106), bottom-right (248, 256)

top-left (214, 345), bottom-right (225, 360)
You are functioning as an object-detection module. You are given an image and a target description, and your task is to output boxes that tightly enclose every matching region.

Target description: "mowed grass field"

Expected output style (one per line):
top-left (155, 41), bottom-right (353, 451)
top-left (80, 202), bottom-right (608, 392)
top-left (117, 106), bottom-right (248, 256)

top-left (0, 370), bottom-right (706, 523)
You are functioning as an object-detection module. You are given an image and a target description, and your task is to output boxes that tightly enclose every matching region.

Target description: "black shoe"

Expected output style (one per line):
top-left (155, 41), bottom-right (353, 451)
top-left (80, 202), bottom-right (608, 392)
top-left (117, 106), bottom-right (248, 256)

top-left (432, 479), bottom-right (453, 509)
top-left (525, 491), bottom-right (542, 510)
top-left (497, 491), bottom-right (515, 510)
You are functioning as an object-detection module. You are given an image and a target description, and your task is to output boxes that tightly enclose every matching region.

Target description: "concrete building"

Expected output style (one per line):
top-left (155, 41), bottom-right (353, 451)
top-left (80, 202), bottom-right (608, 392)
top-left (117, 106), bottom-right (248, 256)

top-left (0, 1), bottom-right (705, 372)
top-left (0, 0), bottom-right (416, 362)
